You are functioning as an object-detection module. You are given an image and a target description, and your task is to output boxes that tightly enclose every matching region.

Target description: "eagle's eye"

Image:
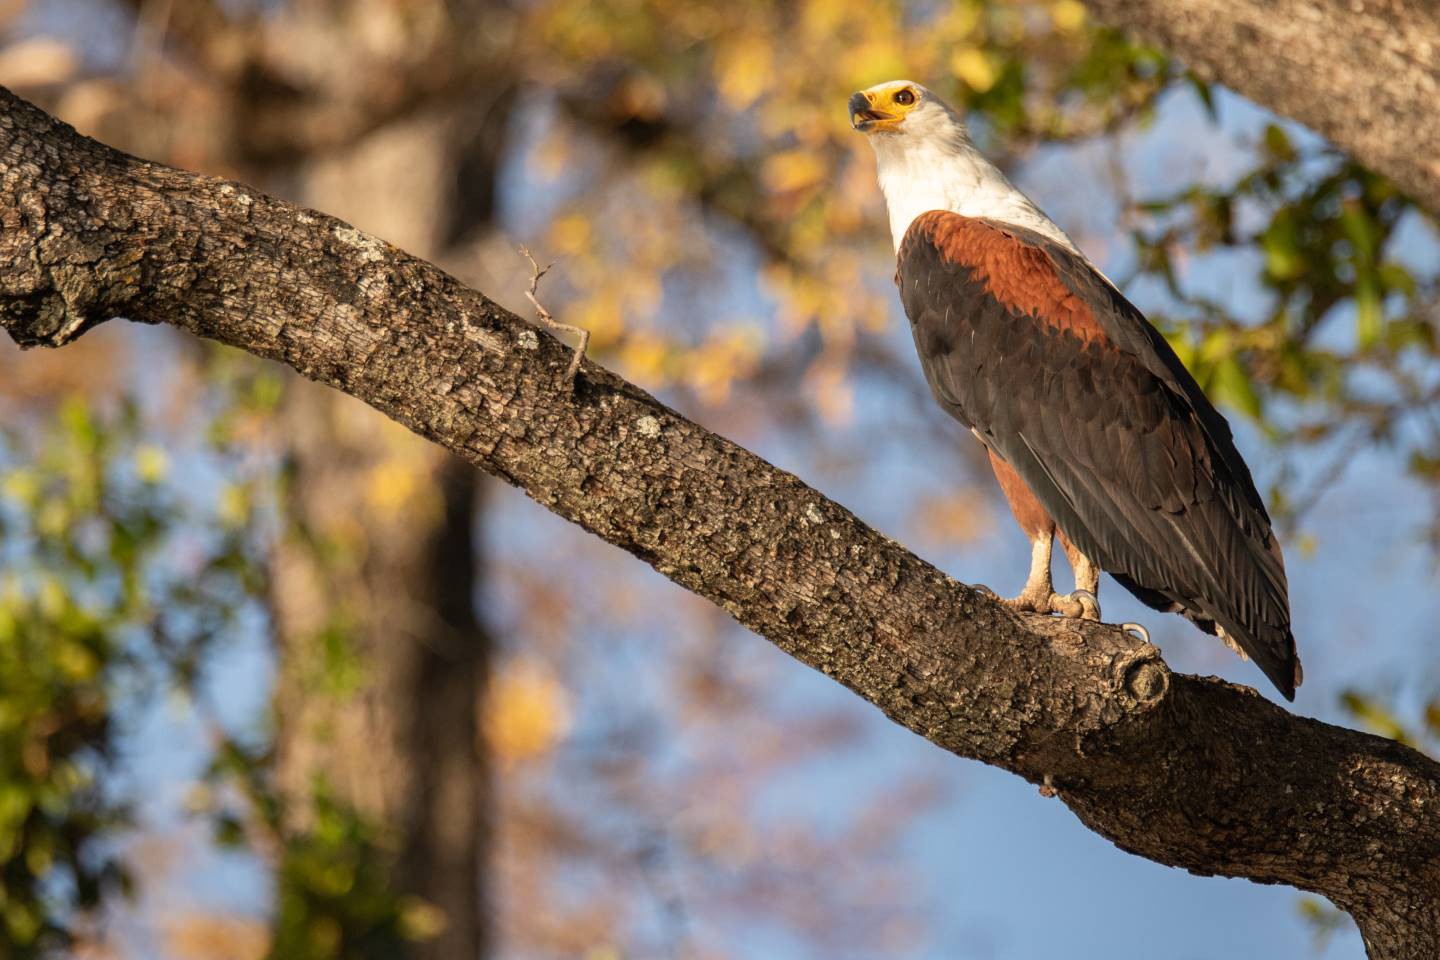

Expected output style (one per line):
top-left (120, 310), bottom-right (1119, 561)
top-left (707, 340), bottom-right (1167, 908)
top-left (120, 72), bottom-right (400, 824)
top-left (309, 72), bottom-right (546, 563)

top-left (893, 88), bottom-right (916, 106)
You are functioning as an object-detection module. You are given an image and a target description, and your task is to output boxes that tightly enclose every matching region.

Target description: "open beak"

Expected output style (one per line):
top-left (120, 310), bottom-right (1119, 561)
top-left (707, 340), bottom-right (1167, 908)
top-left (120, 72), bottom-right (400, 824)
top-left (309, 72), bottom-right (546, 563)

top-left (849, 92), bottom-right (894, 131)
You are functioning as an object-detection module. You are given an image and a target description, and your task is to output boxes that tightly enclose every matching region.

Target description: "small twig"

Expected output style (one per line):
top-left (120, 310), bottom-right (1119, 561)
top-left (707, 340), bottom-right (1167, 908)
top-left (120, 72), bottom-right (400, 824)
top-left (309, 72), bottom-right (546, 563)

top-left (519, 245), bottom-right (590, 383)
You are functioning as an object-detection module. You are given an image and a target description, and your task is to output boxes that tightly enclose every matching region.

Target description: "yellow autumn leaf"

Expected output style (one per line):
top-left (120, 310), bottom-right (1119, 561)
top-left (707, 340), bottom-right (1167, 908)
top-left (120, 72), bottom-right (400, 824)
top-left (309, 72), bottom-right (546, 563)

top-left (37, 498), bottom-right (69, 539)
top-left (549, 213), bottom-right (592, 256)
top-left (38, 576), bottom-right (67, 619)
top-left (573, 291), bottom-right (624, 346)
top-left (802, 0), bottom-right (851, 37)
top-left (135, 445), bottom-right (169, 484)
top-left (762, 149), bottom-right (827, 193)
top-left (950, 47), bottom-right (996, 93)
top-left (936, 4), bottom-right (982, 41)
top-left (687, 327), bottom-right (763, 405)
top-left (619, 332), bottom-right (671, 383)
top-left (847, 41), bottom-right (907, 90)
top-left (366, 459), bottom-right (422, 512)
top-left (0, 469), bottom-right (39, 506)
top-left (1050, 0), bottom-right (1087, 32)
top-left (399, 896), bottom-right (448, 942)
top-left (55, 640), bottom-right (100, 682)
top-left (485, 658), bottom-right (572, 762)
top-left (218, 483), bottom-right (250, 529)
top-left (715, 36), bottom-right (772, 109)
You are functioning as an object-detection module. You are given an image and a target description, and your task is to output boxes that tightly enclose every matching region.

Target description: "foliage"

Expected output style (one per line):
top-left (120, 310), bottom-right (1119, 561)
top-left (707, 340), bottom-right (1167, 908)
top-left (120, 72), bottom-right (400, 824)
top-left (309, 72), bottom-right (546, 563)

top-left (1126, 129), bottom-right (1438, 532)
top-left (0, 400), bottom-right (137, 955)
top-left (516, 0), bottom-right (1176, 418)
top-left (266, 787), bottom-right (437, 960)
top-left (0, 389), bottom-right (263, 954)
top-left (0, 350), bottom-right (438, 957)
top-left (205, 735), bottom-right (437, 960)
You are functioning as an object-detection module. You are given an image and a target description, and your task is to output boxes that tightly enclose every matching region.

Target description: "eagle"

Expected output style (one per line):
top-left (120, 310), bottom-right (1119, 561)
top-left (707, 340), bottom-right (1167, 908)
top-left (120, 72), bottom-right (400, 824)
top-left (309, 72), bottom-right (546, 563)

top-left (850, 80), bottom-right (1303, 700)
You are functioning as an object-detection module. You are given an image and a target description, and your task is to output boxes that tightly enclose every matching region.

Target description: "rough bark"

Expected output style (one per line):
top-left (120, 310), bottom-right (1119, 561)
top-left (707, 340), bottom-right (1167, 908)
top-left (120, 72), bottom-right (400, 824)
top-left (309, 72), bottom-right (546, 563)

top-left (1082, 0), bottom-right (1440, 216)
top-left (2, 89), bottom-right (1438, 958)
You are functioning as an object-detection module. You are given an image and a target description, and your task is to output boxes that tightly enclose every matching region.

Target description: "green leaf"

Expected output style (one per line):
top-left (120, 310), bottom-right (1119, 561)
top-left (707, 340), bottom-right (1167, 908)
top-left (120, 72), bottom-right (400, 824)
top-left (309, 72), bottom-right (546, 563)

top-left (1339, 198), bottom-right (1377, 261)
top-left (1262, 123), bottom-right (1296, 163)
top-left (1209, 355), bottom-right (1263, 420)
top-left (1260, 211), bottom-right (1304, 280)
top-left (1185, 71), bottom-right (1217, 122)
top-left (1353, 272), bottom-right (1382, 349)
top-left (1339, 690), bottom-right (1413, 745)
top-left (1424, 700), bottom-right (1440, 739)
top-left (1377, 261), bottom-right (1416, 296)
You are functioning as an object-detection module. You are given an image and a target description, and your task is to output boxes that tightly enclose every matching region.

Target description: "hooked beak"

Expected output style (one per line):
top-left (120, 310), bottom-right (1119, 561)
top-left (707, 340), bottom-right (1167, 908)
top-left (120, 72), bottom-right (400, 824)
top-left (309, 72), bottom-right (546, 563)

top-left (849, 91), bottom-right (894, 131)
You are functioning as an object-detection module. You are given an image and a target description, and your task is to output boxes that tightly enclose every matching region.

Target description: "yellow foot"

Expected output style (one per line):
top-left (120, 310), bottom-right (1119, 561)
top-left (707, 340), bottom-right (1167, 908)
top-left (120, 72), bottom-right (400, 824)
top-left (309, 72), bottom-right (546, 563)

top-left (1000, 591), bottom-right (1051, 615)
top-left (1002, 589), bottom-right (1101, 621)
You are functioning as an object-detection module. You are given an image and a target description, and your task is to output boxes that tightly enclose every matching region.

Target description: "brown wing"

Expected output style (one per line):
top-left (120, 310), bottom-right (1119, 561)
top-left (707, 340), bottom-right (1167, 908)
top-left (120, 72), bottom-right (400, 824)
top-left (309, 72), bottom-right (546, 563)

top-left (897, 210), bottom-right (1301, 699)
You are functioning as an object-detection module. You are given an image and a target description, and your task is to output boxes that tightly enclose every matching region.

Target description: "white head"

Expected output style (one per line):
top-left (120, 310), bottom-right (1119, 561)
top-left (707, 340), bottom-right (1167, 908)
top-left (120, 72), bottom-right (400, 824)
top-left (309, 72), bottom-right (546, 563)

top-left (849, 80), bottom-right (1079, 255)
top-left (847, 80), bottom-right (973, 149)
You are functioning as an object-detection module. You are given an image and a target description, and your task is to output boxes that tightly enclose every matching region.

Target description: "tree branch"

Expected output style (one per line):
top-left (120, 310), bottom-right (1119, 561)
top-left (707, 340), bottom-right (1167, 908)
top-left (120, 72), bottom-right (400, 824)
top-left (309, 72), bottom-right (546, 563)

top-left (1082, 0), bottom-right (1440, 217)
top-left (2, 88), bottom-right (1437, 957)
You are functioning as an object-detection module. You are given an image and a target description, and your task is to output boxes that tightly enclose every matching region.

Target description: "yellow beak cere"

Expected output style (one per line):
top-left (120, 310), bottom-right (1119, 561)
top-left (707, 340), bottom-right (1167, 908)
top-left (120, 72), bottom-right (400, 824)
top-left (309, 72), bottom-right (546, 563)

top-left (846, 90), bottom-right (892, 131)
top-left (849, 88), bottom-right (908, 132)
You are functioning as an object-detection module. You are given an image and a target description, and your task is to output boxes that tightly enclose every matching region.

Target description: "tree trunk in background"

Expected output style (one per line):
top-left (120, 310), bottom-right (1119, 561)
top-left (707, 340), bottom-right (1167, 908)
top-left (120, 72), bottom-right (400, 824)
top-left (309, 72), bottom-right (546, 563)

top-left (271, 407), bottom-right (490, 958)
top-left (269, 99), bottom-right (509, 959)
top-left (22, 0), bottom-right (515, 949)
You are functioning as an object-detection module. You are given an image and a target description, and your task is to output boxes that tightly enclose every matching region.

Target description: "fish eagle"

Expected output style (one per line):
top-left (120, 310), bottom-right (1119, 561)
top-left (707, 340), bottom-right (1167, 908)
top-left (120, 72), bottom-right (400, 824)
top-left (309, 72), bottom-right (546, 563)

top-left (851, 80), bottom-right (1302, 700)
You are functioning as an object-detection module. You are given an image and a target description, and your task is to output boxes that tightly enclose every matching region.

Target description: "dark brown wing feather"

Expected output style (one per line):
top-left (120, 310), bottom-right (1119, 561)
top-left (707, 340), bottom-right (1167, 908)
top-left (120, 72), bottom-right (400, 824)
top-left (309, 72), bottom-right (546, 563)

top-left (897, 210), bottom-right (1301, 699)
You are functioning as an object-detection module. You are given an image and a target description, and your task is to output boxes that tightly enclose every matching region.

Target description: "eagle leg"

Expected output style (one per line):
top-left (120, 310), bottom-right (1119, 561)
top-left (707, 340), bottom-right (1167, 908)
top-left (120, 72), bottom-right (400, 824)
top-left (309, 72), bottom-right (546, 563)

top-left (1057, 531), bottom-right (1102, 622)
top-left (995, 538), bottom-right (1103, 621)
top-left (1001, 535), bottom-right (1061, 613)
top-left (988, 451), bottom-right (1100, 620)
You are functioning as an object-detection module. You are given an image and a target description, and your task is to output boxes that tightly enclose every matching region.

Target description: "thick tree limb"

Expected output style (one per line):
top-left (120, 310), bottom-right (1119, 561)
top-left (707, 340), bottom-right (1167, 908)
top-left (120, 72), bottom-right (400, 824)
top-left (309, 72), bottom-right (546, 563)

top-left (1, 88), bottom-right (1438, 957)
top-left (1083, 0), bottom-right (1440, 216)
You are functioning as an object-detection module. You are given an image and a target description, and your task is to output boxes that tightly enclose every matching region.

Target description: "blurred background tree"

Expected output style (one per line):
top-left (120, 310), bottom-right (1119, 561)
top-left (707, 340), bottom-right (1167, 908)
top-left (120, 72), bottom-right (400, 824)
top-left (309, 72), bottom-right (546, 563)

top-left (0, 0), bottom-right (1435, 957)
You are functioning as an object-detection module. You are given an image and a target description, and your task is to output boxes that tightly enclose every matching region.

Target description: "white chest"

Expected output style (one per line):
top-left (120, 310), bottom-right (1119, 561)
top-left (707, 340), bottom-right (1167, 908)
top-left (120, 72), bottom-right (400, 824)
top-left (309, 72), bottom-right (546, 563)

top-left (873, 141), bottom-right (1079, 255)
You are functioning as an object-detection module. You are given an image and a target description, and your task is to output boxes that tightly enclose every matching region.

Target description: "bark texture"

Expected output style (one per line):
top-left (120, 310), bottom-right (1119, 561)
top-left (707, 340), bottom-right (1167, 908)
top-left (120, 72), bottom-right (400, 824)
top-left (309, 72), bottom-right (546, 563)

top-left (2, 89), bottom-right (1439, 958)
top-left (1083, 0), bottom-right (1440, 215)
